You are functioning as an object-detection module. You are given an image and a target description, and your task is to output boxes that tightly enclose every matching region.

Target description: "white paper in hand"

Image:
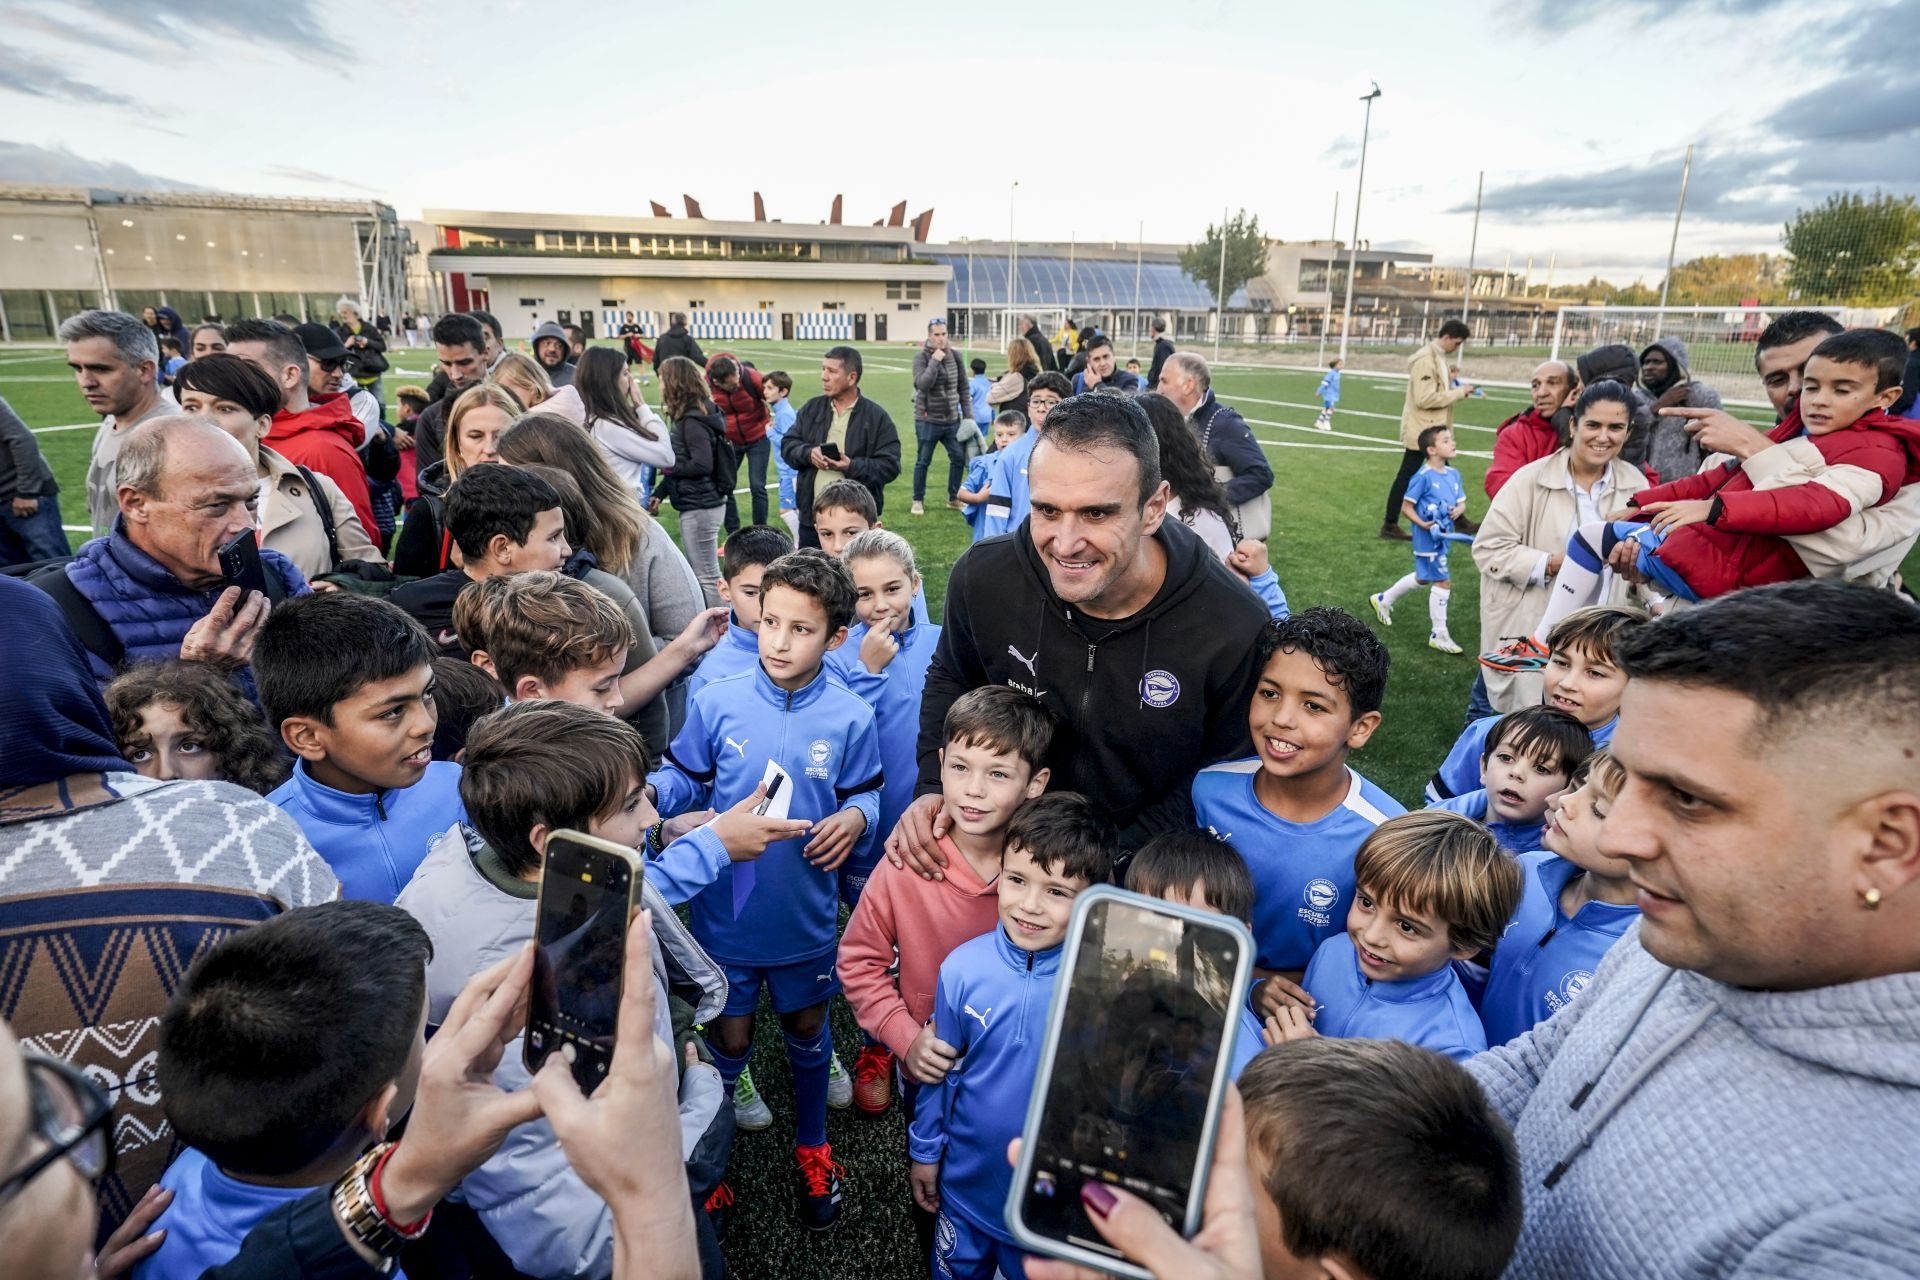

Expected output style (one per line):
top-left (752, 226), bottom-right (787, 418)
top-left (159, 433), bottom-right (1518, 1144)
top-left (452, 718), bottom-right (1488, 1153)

top-left (732, 758), bottom-right (795, 917)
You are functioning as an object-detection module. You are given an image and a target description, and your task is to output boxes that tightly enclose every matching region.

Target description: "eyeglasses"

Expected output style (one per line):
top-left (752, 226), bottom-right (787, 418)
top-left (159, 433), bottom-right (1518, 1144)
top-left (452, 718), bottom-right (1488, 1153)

top-left (0, 1056), bottom-right (114, 1205)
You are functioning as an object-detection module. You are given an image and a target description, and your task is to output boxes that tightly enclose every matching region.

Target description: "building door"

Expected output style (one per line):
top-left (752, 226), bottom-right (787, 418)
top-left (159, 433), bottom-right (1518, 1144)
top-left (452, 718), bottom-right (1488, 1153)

top-left (853, 313), bottom-right (867, 342)
top-left (874, 313), bottom-right (888, 342)
top-left (781, 313), bottom-right (794, 341)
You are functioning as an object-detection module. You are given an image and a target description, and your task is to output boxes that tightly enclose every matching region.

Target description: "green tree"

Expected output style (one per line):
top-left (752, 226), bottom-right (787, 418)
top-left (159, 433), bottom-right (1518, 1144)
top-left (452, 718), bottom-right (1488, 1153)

top-left (1782, 191), bottom-right (1920, 305)
top-left (1181, 210), bottom-right (1269, 306)
top-left (1664, 253), bottom-right (1788, 305)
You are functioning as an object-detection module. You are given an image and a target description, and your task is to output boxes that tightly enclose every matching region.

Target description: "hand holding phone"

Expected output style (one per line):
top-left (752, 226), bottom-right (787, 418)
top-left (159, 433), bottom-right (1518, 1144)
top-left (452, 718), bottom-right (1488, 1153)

top-left (525, 831), bottom-right (643, 1094)
top-left (821, 442), bottom-right (844, 462)
top-left (1007, 888), bottom-right (1253, 1280)
top-left (217, 527), bottom-right (271, 599)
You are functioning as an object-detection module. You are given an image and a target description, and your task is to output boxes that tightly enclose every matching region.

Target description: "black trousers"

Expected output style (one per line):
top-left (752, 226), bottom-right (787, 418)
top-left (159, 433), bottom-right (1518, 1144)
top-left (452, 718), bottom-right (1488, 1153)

top-left (1384, 448), bottom-right (1425, 525)
top-left (798, 522), bottom-right (820, 550)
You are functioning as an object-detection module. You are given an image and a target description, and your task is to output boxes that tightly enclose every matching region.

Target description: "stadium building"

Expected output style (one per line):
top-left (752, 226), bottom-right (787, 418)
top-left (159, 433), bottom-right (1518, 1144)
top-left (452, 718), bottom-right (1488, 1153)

top-left (0, 184), bottom-right (409, 340)
top-left (420, 196), bottom-right (952, 343)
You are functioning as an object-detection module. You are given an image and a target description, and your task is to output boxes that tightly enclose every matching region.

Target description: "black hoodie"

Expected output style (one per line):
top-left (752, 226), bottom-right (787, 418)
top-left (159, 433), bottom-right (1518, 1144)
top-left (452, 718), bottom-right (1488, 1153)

top-left (917, 517), bottom-right (1268, 850)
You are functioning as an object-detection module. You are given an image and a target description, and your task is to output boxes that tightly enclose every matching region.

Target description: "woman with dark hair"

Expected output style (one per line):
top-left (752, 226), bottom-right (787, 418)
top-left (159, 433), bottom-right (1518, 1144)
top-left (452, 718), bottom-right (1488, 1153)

top-left (188, 323), bottom-right (226, 359)
top-left (575, 345), bottom-right (672, 499)
top-left (1472, 379), bottom-right (1649, 713)
top-left (1137, 391), bottom-right (1240, 560)
top-left (174, 354), bottom-right (381, 577)
top-left (654, 356), bottom-right (731, 606)
top-left (496, 412), bottom-right (707, 686)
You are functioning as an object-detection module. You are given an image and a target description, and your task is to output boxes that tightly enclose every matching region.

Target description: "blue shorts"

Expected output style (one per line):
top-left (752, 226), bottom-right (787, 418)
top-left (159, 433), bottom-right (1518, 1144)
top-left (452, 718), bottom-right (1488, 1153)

top-left (1614, 523), bottom-right (1701, 602)
top-left (1414, 547), bottom-right (1451, 584)
top-left (934, 1204), bottom-right (1029, 1280)
top-left (838, 840), bottom-right (884, 910)
top-left (721, 949), bottom-right (841, 1017)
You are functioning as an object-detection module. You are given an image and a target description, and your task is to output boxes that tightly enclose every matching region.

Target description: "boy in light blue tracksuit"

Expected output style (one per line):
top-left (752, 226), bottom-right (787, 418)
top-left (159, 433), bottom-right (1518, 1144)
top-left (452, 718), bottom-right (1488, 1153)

top-left (1477, 752), bottom-right (1640, 1047)
top-left (649, 548), bottom-right (882, 1230)
top-left (828, 529), bottom-right (941, 908)
top-left (1423, 705), bottom-right (1590, 853)
top-left (910, 794), bottom-right (1116, 1280)
top-left (689, 524), bottom-right (793, 700)
top-left (763, 371), bottom-right (801, 538)
top-left (968, 357), bottom-right (994, 436)
top-left (1288, 812), bottom-right (1522, 1063)
top-left (255, 593), bottom-right (465, 903)
top-left (1314, 359), bottom-right (1342, 430)
top-left (977, 371), bottom-right (1069, 540)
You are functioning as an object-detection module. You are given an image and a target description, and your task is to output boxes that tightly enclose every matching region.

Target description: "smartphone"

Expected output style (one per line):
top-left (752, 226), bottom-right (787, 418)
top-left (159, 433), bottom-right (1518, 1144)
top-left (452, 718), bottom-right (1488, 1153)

top-left (217, 528), bottom-right (270, 599)
top-left (821, 442), bottom-right (843, 461)
top-left (1006, 886), bottom-right (1254, 1279)
top-left (524, 830), bottom-right (643, 1094)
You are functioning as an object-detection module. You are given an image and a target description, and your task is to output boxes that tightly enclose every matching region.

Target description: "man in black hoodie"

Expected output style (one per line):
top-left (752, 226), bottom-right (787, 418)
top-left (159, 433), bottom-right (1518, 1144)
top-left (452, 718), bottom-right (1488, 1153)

top-left (889, 393), bottom-right (1268, 861)
top-left (652, 312), bottom-right (706, 372)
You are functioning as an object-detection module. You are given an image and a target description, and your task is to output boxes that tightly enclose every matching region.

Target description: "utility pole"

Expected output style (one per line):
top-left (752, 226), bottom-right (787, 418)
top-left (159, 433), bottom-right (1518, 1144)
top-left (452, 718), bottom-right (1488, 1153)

top-left (1655, 144), bottom-right (1694, 340)
top-left (1316, 191), bottom-right (1339, 365)
top-left (1213, 206), bottom-right (1228, 362)
top-left (1338, 82), bottom-right (1382, 362)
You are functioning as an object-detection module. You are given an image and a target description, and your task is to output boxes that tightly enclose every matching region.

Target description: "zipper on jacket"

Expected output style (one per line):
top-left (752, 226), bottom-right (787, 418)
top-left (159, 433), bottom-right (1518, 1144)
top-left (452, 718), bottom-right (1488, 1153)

top-left (374, 790), bottom-right (388, 821)
top-left (1081, 643), bottom-right (1097, 720)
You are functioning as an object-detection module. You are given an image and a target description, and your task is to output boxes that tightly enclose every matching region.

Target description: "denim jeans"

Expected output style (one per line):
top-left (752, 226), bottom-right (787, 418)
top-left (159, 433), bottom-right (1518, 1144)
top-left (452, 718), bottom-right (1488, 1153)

top-left (679, 504), bottom-right (725, 607)
top-left (1464, 669), bottom-right (1497, 727)
top-left (723, 436), bottom-right (772, 532)
top-left (0, 492), bottom-right (71, 567)
top-left (911, 417), bottom-right (965, 503)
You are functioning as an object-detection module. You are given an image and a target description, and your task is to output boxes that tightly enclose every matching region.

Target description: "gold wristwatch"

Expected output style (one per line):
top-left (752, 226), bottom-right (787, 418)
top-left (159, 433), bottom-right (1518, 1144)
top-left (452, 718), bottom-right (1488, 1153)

top-left (331, 1141), bottom-right (427, 1263)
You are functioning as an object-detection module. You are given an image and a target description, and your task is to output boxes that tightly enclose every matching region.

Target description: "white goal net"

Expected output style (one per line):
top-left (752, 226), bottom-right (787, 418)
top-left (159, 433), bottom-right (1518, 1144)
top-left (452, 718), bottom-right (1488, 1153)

top-left (1546, 304), bottom-right (1881, 406)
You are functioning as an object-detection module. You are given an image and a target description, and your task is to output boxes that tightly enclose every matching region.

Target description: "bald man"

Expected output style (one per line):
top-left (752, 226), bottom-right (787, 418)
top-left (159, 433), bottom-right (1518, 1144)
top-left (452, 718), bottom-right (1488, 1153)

top-left (36, 414), bottom-right (309, 681)
top-left (1484, 359), bottom-right (1577, 499)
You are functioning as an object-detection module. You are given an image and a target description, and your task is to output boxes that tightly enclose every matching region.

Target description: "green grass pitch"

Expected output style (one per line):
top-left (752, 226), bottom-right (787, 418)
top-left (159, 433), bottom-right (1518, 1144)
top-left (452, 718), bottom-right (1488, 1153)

top-left (1, 339), bottom-right (1903, 1278)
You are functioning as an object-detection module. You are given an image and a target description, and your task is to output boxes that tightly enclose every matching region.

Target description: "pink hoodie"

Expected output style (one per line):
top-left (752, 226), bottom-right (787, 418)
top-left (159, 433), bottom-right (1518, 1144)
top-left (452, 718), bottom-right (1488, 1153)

top-left (838, 835), bottom-right (1002, 1059)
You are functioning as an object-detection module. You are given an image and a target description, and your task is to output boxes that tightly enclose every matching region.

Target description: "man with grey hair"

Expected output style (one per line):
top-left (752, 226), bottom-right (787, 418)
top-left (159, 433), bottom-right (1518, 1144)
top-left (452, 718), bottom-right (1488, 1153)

top-left (63, 310), bottom-right (168, 538)
top-left (1158, 350), bottom-right (1275, 540)
top-left (35, 415), bottom-right (307, 682)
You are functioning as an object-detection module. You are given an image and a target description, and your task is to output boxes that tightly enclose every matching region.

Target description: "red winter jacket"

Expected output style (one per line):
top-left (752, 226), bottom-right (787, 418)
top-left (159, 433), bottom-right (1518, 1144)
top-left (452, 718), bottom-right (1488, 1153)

top-left (1628, 406), bottom-right (1920, 599)
top-left (1485, 410), bottom-right (1561, 499)
top-left (706, 353), bottom-right (768, 448)
top-left (265, 393), bottom-right (378, 539)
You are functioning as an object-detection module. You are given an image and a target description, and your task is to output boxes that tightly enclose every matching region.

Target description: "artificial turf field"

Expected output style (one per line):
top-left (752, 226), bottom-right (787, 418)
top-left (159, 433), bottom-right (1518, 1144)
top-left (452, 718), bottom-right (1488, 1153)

top-left (0, 338), bottom-right (1900, 1278)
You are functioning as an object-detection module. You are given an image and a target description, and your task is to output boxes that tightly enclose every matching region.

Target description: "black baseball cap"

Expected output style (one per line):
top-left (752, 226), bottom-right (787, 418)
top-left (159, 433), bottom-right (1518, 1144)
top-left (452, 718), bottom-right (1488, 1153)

top-left (294, 322), bottom-right (350, 361)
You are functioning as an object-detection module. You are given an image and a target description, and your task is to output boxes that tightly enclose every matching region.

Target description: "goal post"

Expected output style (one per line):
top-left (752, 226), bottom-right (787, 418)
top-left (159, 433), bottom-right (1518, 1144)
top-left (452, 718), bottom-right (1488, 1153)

top-left (1547, 304), bottom-right (1856, 406)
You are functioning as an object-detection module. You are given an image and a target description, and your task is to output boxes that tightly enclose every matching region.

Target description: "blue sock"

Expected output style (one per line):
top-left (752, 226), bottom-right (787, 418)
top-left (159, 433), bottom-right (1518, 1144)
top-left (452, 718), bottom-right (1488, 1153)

top-left (711, 1039), bottom-right (750, 1089)
top-left (784, 1026), bottom-right (832, 1148)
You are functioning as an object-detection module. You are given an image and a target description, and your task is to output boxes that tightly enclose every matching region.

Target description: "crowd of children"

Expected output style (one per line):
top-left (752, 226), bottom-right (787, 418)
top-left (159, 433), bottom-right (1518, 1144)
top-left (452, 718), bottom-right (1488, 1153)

top-left (53, 313), bottom-right (1920, 1280)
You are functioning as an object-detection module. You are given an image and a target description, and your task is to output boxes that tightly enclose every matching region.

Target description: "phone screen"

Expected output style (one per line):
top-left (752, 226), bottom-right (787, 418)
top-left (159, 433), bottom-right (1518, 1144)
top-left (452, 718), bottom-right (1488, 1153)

top-left (821, 442), bottom-right (843, 461)
top-left (526, 833), bottom-right (636, 1093)
top-left (1016, 894), bottom-right (1246, 1263)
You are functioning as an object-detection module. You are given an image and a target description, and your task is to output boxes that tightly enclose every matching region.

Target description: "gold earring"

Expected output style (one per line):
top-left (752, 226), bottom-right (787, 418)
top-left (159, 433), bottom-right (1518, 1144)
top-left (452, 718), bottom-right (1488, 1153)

top-left (1863, 887), bottom-right (1883, 910)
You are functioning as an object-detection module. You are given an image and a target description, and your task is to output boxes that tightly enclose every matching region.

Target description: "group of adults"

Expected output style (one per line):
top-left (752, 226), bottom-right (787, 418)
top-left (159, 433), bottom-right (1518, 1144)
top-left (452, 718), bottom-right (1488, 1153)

top-left (1383, 312), bottom-right (1920, 722)
top-left (5, 301), bottom-right (1919, 1278)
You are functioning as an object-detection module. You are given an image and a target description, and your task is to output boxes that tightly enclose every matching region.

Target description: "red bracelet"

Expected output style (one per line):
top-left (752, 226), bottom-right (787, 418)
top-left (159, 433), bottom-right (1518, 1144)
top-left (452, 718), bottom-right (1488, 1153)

top-left (369, 1142), bottom-right (433, 1236)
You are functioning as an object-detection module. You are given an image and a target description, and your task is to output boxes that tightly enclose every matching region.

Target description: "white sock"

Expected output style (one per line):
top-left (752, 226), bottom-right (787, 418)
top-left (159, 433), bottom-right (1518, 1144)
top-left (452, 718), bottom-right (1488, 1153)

top-left (1429, 585), bottom-right (1451, 636)
top-left (1381, 573), bottom-right (1419, 606)
top-left (1532, 522), bottom-right (1609, 644)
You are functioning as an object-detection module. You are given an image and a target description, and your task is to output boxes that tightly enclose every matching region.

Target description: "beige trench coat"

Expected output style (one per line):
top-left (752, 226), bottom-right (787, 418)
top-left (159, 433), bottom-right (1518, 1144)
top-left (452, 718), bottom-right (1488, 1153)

top-left (1472, 449), bottom-right (1648, 711)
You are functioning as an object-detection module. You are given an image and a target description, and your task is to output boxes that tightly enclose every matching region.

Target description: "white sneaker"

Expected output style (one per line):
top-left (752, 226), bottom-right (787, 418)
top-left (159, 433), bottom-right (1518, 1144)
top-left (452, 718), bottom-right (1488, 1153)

top-left (1369, 592), bottom-right (1393, 627)
top-left (1429, 632), bottom-right (1464, 655)
top-left (734, 1067), bottom-right (774, 1131)
top-left (827, 1052), bottom-right (853, 1110)
top-left (1315, 415), bottom-right (1333, 432)
top-left (909, 500), bottom-right (926, 516)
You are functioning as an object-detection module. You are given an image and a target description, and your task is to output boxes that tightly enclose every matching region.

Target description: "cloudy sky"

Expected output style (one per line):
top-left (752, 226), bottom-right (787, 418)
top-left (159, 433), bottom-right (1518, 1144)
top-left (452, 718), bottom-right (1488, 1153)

top-left (3, 0), bottom-right (1913, 285)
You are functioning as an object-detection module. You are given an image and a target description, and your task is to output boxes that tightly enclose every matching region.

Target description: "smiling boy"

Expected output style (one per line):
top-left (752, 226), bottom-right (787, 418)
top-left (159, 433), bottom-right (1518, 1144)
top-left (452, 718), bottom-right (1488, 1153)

top-left (1192, 609), bottom-right (1404, 1023)
top-left (257, 593), bottom-right (463, 902)
top-left (1271, 811), bottom-right (1522, 1062)
top-left (907, 792), bottom-right (1114, 1280)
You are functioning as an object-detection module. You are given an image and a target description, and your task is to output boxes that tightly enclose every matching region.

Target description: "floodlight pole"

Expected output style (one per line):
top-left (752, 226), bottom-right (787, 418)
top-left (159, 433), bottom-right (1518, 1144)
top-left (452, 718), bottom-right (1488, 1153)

top-left (1317, 191), bottom-right (1339, 365)
top-left (965, 242), bottom-right (974, 357)
top-left (1338, 82), bottom-right (1381, 363)
top-left (1006, 181), bottom-right (1019, 345)
top-left (1654, 144), bottom-right (1693, 341)
top-left (1213, 206), bottom-right (1228, 362)
top-left (1131, 221), bottom-right (1143, 359)
top-left (1066, 233), bottom-right (1076, 322)
top-left (1462, 170), bottom-right (1483, 324)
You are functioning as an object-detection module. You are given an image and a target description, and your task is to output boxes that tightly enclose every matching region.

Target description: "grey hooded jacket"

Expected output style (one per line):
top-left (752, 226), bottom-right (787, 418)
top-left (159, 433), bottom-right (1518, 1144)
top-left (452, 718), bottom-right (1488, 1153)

top-left (1466, 922), bottom-right (1920, 1278)
top-left (531, 320), bottom-right (576, 388)
top-left (1638, 337), bottom-right (1724, 486)
top-left (397, 825), bottom-right (729, 1279)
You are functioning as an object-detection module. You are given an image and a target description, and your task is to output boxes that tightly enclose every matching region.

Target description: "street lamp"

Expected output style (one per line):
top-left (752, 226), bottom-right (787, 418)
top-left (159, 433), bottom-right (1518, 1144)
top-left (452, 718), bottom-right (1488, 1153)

top-left (1006, 181), bottom-right (1019, 345)
top-left (1337, 82), bottom-right (1381, 363)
